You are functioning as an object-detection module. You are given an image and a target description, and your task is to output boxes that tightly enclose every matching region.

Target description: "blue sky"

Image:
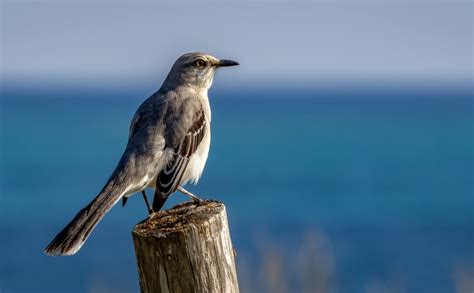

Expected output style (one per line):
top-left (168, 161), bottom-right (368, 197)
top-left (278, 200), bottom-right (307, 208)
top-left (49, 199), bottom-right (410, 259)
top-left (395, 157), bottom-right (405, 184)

top-left (1, 1), bottom-right (472, 86)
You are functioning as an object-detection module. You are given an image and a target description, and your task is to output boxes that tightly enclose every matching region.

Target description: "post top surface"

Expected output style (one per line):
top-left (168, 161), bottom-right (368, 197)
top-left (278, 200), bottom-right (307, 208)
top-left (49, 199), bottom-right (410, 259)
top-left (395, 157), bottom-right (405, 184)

top-left (133, 200), bottom-right (225, 237)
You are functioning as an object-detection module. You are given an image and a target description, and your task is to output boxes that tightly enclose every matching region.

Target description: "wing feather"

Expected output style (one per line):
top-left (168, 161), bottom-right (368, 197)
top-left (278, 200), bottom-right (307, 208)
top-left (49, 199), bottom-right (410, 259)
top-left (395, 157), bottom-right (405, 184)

top-left (155, 110), bottom-right (206, 197)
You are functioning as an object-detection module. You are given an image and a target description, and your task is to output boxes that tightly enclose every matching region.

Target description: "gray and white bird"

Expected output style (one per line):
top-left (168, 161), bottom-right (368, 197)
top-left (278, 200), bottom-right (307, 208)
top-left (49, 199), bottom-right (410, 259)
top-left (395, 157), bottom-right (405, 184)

top-left (44, 52), bottom-right (239, 256)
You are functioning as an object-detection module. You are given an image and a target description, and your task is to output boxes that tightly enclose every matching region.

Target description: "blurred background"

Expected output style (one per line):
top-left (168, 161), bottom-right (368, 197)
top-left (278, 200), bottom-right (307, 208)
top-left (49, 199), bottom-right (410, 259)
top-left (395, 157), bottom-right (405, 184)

top-left (1, 1), bottom-right (472, 292)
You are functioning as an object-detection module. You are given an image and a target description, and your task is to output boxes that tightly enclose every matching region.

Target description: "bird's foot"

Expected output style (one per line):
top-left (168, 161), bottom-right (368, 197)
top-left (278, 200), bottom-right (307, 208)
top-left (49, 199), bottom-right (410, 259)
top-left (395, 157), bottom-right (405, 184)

top-left (178, 187), bottom-right (204, 204)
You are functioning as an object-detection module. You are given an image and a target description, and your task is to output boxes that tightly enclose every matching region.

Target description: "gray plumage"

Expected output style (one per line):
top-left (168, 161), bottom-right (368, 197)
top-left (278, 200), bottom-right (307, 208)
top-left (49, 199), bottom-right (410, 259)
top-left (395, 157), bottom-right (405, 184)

top-left (44, 52), bottom-right (238, 256)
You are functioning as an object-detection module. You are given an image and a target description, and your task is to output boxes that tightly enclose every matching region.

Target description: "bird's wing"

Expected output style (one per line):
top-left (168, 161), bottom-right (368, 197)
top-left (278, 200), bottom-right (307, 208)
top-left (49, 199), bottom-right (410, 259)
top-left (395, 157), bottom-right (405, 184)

top-left (155, 108), bottom-right (206, 197)
top-left (128, 95), bottom-right (159, 140)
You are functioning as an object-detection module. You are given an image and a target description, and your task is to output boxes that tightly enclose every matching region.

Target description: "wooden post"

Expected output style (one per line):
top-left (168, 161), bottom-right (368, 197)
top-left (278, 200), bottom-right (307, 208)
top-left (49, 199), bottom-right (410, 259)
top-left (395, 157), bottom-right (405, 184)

top-left (132, 200), bottom-right (239, 293)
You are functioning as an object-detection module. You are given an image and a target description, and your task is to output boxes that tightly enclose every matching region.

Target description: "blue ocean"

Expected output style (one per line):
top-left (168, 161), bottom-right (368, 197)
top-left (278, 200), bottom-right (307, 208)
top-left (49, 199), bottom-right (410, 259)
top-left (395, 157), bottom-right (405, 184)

top-left (1, 84), bottom-right (472, 292)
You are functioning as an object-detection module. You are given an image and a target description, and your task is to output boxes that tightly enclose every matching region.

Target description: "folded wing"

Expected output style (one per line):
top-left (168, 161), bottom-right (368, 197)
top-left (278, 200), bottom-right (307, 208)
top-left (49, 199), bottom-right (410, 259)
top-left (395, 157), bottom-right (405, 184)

top-left (153, 109), bottom-right (206, 211)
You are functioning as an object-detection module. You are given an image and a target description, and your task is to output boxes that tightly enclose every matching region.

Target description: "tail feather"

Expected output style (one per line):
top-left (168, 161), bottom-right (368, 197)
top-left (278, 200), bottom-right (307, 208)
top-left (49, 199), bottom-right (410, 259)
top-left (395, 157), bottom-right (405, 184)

top-left (44, 178), bottom-right (126, 256)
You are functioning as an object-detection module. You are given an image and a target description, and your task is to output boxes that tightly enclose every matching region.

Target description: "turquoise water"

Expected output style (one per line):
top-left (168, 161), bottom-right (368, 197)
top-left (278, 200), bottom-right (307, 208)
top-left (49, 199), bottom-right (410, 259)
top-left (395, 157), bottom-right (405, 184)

top-left (1, 85), bottom-right (473, 292)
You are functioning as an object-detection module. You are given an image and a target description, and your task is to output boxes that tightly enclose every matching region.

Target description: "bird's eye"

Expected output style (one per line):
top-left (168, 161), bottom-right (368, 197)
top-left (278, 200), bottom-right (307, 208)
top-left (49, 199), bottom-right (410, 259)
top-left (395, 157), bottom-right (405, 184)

top-left (193, 59), bottom-right (206, 68)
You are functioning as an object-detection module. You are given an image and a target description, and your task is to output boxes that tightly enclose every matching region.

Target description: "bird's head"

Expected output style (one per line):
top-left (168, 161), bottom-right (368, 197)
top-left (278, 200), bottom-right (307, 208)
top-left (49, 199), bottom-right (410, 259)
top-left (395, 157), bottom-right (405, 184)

top-left (162, 52), bottom-right (239, 90)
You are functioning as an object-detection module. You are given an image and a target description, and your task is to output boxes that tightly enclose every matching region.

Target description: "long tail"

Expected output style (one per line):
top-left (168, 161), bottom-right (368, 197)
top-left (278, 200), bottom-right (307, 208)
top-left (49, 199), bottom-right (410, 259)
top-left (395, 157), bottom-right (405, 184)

top-left (44, 175), bottom-right (128, 256)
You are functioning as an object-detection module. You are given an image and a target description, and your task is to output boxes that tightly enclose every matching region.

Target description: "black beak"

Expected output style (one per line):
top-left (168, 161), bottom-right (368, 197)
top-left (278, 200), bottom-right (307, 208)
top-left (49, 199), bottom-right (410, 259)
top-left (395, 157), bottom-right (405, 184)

top-left (217, 59), bottom-right (239, 67)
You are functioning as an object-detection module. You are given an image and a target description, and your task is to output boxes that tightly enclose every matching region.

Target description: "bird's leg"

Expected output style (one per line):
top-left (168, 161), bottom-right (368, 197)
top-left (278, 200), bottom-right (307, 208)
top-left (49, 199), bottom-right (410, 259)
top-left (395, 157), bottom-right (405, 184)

top-left (141, 190), bottom-right (153, 215)
top-left (178, 187), bottom-right (203, 203)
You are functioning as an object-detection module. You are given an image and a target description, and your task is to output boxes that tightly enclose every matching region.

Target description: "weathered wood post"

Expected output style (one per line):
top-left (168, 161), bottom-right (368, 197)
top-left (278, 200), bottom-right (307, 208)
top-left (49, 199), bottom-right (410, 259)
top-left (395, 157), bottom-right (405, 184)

top-left (132, 200), bottom-right (239, 293)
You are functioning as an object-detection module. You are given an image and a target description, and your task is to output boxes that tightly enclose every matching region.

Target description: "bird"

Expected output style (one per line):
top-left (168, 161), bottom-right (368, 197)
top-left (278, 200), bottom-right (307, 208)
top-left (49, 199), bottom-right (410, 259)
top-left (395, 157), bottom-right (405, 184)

top-left (44, 52), bottom-right (239, 256)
